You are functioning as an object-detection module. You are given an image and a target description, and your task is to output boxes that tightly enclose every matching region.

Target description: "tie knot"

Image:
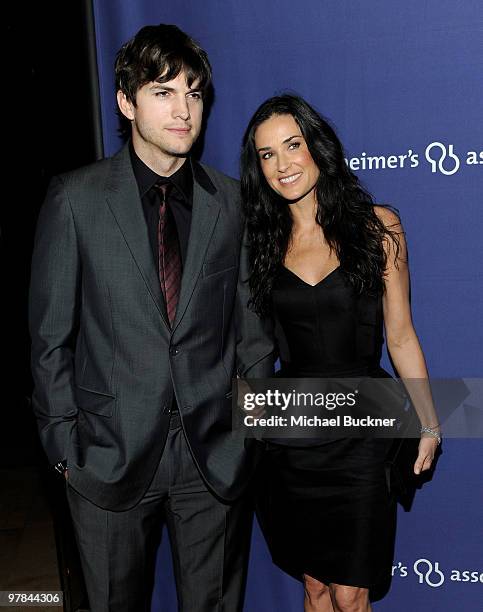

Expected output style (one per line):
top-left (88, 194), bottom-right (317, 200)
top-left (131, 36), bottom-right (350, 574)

top-left (155, 181), bottom-right (173, 202)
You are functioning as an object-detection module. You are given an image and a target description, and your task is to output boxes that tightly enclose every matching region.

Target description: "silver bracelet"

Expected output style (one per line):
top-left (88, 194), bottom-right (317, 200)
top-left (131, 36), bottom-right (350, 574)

top-left (420, 426), bottom-right (441, 445)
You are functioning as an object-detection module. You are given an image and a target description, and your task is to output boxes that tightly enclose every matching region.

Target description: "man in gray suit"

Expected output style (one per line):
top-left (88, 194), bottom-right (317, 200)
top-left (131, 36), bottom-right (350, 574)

top-left (29, 24), bottom-right (274, 612)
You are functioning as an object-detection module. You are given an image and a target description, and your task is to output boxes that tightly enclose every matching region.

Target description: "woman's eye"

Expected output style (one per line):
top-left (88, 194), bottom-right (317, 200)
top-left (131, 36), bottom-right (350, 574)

top-left (261, 152), bottom-right (272, 160)
top-left (289, 142), bottom-right (301, 150)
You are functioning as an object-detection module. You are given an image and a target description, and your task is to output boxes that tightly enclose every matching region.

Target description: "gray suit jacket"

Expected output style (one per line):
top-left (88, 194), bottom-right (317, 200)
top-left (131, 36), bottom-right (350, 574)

top-left (29, 145), bottom-right (274, 510)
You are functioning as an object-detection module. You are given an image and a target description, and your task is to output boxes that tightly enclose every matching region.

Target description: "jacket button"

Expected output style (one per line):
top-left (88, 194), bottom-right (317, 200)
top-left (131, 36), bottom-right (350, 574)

top-left (169, 346), bottom-right (179, 356)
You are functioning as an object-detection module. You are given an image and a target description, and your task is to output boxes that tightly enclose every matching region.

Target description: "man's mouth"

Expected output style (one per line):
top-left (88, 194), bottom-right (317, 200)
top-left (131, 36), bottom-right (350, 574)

top-left (166, 127), bottom-right (191, 135)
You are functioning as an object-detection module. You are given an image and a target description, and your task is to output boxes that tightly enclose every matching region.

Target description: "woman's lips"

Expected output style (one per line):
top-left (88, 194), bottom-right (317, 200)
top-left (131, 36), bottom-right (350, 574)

top-left (279, 172), bottom-right (302, 185)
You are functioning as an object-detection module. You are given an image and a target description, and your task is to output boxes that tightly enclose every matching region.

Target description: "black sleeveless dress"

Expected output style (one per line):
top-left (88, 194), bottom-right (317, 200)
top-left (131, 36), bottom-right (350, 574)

top-left (257, 265), bottom-right (397, 588)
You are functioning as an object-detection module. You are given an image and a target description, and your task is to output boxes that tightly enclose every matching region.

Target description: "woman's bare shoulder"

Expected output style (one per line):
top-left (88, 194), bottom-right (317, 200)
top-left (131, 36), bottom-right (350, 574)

top-left (373, 205), bottom-right (402, 229)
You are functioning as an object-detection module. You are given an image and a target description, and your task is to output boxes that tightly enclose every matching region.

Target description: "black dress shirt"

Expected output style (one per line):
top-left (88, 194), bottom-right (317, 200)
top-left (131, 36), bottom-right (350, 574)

top-left (129, 144), bottom-right (193, 269)
top-left (130, 146), bottom-right (195, 415)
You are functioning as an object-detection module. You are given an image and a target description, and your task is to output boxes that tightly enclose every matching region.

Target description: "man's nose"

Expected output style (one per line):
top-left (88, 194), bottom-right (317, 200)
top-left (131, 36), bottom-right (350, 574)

top-left (173, 95), bottom-right (190, 120)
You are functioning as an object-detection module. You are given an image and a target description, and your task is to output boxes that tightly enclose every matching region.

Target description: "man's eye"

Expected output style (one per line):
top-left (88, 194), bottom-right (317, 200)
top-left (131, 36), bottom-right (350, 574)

top-left (188, 92), bottom-right (202, 100)
top-left (155, 91), bottom-right (169, 97)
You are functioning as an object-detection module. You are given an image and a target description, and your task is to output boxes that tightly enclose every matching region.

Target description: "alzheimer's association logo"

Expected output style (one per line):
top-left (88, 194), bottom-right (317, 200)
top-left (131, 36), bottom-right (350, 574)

top-left (413, 558), bottom-right (445, 587)
top-left (392, 557), bottom-right (482, 587)
top-left (345, 140), bottom-right (482, 175)
top-left (425, 142), bottom-right (460, 176)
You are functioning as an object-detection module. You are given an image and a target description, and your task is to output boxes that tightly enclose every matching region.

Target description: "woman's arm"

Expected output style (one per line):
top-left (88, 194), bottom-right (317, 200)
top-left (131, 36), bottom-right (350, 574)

top-left (374, 206), bottom-right (440, 474)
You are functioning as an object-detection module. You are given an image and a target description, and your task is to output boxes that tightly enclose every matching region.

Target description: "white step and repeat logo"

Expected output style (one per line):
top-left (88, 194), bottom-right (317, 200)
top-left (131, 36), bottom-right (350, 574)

top-left (391, 558), bottom-right (482, 588)
top-left (345, 143), bottom-right (482, 175)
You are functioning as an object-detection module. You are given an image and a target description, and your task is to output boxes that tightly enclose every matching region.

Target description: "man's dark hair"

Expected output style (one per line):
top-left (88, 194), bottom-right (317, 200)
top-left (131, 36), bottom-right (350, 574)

top-left (115, 24), bottom-right (212, 134)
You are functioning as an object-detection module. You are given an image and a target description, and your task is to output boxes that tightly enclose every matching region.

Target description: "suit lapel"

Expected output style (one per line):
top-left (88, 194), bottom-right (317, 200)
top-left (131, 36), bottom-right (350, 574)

top-left (104, 145), bottom-right (170, 330)
top-left (172, 162), bottom-right (221, 332)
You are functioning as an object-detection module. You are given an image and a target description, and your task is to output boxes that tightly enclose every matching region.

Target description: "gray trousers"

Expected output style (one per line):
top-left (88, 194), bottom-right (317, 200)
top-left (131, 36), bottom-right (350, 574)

top-left (67, 414), bottom-right (253, 612)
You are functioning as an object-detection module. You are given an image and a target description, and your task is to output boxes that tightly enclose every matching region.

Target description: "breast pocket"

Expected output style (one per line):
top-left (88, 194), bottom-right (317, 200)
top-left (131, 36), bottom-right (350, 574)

top-left (202, 254), bottom-right (237, 278)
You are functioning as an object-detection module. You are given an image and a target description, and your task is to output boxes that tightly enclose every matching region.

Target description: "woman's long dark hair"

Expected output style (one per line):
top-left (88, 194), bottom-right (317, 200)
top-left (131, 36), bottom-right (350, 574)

top-left (240, 94), bottom-right (401, 316)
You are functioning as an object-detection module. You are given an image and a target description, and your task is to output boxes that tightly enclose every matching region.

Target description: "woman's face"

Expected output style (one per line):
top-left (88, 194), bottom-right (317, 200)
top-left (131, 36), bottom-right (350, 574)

top-left (254, 114), bottom-right (320, 202)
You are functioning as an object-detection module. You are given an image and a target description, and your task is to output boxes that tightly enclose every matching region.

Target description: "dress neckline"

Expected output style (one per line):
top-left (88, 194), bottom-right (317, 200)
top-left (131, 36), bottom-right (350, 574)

top-left (281, 265), bottom-right (341, 287)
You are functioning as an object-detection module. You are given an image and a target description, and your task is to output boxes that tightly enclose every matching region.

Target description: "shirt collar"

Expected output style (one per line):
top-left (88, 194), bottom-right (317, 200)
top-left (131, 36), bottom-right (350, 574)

top-left (129, 142), bottom-right (193, 204)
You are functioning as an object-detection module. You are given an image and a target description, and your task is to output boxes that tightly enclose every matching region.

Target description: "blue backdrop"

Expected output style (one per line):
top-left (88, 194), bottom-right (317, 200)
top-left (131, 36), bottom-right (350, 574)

top-left (92, 1), bottom-right (483, 610)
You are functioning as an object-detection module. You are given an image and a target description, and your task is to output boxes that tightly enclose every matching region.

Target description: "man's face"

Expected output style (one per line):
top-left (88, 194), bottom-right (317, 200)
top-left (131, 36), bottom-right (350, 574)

top-left (118, 70), bottom-right (203, 162)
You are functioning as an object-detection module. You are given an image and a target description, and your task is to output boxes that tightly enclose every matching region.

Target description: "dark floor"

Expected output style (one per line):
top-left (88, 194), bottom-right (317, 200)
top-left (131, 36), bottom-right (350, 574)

top-left (0, 404), bottom-right (88, 612)
top-left (0, 467), bottom-right (61, 611)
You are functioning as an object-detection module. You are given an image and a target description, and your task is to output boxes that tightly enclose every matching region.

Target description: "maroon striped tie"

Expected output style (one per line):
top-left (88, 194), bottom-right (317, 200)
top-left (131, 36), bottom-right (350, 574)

top-left (156, 182), bottom-right (181, 326)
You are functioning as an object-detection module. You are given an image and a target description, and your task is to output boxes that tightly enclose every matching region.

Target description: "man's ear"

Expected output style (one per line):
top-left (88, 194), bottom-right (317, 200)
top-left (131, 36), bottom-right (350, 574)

top-left (117, 90), bottom-right (135, 121)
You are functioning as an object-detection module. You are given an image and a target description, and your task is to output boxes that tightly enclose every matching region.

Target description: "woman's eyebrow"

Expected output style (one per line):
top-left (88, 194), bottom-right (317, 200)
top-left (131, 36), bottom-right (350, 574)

top-left (257, 135), bottom-right (300, 153)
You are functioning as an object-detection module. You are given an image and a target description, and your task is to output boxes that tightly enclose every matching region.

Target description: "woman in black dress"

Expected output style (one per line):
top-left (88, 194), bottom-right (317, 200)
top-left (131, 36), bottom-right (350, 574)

top-left (240, 95), bottom-right (440, 612)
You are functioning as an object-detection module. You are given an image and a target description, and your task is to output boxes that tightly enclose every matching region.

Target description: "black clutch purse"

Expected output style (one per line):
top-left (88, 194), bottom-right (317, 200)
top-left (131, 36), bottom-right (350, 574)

top-left (385, 431), bottom-right (420, 499)
top-left (356, 371), bottom-right (420, 499)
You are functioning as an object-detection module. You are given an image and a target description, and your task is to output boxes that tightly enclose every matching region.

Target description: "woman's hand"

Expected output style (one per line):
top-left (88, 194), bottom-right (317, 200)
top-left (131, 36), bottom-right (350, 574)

top-left (414, 435), bottom-right (439, 475)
